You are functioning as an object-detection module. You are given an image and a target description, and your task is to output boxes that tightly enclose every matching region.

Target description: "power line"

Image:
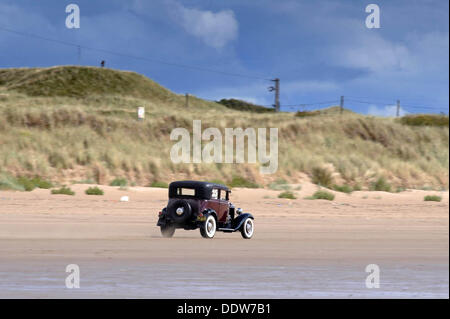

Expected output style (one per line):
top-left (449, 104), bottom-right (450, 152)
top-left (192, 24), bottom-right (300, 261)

top-left (282, 100), bottom-right (340, 107)
top-left (192, 96), bottom-right (447, 115)
top-left (0, 26), bottom-right (271, 81)
top-left (400, 104), bottom-right (446, 110)
top-left (346, 96), bottom-right (397, 104)
top-left (402, 107), bottom-right (446, 114)
top-left (347, 95), bottom-right (446, 108)
top-left (346, 98), bottom-right (379, 105)
top-left (347, 98), bottom-right (445, 110)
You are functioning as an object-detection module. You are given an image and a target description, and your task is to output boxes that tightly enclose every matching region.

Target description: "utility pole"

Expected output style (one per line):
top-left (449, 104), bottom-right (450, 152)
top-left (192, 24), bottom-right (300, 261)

top-left (396, 100), bottom-right (400, 117)
top-left (340, 96), bottom-right (344, 115)
top-left (185, 93), bottom-right (189, 108)
top-left (268, 78), bottom-right (280, 112)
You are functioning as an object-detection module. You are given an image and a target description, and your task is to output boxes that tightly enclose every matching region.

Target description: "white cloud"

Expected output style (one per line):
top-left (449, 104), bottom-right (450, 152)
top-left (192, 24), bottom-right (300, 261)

top-left (170, 1), bottom-right (238, 49)
top-left (332, 33), bottom-right (413, 74)
top-left (406, 31), bottom-right (449, 75)
top-left (367, 104), bottom-right (408, 117)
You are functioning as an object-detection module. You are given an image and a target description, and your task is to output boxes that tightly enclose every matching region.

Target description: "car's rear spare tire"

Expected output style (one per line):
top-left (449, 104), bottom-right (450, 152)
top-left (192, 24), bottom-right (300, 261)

top-left (167, 199), bottom-right (192, 224)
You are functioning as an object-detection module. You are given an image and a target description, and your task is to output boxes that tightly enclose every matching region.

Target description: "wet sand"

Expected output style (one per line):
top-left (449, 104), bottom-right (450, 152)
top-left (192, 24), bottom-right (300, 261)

top-left (0, 184), bottom-right (448, 298)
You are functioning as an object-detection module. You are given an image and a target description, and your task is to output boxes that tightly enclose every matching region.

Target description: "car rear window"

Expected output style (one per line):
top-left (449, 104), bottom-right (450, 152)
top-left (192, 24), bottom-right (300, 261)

top-left (177, 188), bottom-right (196, 196)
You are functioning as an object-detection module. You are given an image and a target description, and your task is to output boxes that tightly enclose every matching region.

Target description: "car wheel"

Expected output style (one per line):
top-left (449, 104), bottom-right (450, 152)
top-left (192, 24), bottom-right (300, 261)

top-left (240, 218), bottom-right (254, 239)
top-left (160, 225), bottom-right (175, 238)
top-left (200, 215), bottom-right (216, 239)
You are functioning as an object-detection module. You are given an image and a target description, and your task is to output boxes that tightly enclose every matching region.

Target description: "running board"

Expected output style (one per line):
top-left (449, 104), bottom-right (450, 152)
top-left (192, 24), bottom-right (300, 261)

top-left (218, 228), bottom-right (237, 233)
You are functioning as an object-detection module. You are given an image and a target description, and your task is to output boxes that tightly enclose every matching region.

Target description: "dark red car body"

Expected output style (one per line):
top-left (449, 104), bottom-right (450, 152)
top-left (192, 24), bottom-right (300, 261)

top-left (156, 181), bottom-right (254, 239)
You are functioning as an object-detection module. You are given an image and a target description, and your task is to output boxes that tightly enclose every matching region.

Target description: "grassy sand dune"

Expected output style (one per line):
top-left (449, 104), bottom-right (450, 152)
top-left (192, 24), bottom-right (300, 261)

top-left (0, 66), bottom-right (448, 189)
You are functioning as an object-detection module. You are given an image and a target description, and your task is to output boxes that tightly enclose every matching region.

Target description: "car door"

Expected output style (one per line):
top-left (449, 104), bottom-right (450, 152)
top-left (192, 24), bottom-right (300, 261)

top-left (218, 190), bottom-right (230, 223)
top-left (208, 188), bottom-right (221, 217)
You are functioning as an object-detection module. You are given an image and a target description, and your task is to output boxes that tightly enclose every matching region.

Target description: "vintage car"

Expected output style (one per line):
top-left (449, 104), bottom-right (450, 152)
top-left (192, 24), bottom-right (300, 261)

top-left (156, 181), bottom-right (254, 239)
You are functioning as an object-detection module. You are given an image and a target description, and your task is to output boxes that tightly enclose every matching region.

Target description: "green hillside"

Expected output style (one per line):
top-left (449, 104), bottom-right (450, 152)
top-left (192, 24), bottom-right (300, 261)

top-left (216, 98), bottom-right (275, 113)
top-left (0, 66), bottom-right (174, 99)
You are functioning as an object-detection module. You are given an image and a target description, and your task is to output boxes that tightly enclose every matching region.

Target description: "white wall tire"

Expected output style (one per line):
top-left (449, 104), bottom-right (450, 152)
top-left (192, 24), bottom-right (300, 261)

top-left (240, 218), bottom-right (254, 239)
top-left (200, 215), bottom-right (216, 239)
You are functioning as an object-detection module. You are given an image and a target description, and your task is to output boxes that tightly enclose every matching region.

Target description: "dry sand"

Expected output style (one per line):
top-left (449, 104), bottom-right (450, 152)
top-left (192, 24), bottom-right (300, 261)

top-left (0, 184), bottom-right (448, 298)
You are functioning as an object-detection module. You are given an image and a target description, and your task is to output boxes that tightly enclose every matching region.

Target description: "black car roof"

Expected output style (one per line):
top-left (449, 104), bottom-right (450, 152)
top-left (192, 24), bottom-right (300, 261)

top-left (169, 180), bottom-right (229, 191)
top-left (168, 181), bottom-right (229, 199)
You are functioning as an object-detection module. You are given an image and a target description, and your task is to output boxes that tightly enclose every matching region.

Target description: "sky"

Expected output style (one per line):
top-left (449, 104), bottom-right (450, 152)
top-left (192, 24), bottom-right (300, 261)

top-left (0, 0), bottom-right (448, 115)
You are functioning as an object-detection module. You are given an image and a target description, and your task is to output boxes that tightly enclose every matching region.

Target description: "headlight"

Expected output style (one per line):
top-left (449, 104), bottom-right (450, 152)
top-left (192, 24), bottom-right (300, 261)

top-left (236, 208), bottom-right (243, 215)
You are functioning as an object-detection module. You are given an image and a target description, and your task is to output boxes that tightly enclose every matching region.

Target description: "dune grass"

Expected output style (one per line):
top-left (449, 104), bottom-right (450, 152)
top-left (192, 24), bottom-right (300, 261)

top-left (311, 167), bottom-right (334, 188)
top-left (229, 176), bottom-right (260, 188)
top-left (0, 174), bottom-right (52, 191)
top-left (332, 184), bottom-right (353, 194)
top-left (278, 191), bottom-right (296, 199)
top-left (0, 66), bottom-right (448, 190)
top-left (0, 173), bottom-right (25, 191)
top-left (370, 177), bottom-right (392, 192)
top-left (85, 186), bottom-right (104, 195)
top-left (424, 195), bottom-right (442, 202)
top-left (400, 114), bottom-right (449, 127)
top-left (207, 179), bottom-right (228, 186)
top-left (51, 186), bottom-right (75, 195)
top-left (110, 177), bottom-right (128, 187)
top-left (148, 181), bottom-right (169, 188)
top-left (217, 98), bottom-right (275, 113)
top-left (306, 190), bottom-right (335, 201)
top-left (268, 178), bottom-right (291, 191)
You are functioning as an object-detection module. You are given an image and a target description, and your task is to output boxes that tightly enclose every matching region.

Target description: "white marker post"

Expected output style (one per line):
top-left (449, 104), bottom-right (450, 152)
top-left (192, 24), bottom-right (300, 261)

top-left (137, 107), bottom-right (145, 121)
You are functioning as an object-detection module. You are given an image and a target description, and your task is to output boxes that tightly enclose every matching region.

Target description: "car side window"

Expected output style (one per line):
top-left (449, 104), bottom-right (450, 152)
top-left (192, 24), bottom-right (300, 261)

top-left (220, 190), bottom-right (227, 200)
top-left (211, 188), bottom-right (219, 199)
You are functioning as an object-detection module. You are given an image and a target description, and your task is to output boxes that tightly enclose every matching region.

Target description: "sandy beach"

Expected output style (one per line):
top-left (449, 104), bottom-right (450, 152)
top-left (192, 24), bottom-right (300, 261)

top-left (0, 184), bottom-right (448, 298)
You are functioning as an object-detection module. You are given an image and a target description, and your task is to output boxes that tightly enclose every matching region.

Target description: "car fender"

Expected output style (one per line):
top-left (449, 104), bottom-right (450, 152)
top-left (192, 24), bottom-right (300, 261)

top-left (202, 208), bottom-right (218, 221)
top-left (233, 213), bottom-right (254, 230)
top-left (156, 207), bottom-right (168, 226)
